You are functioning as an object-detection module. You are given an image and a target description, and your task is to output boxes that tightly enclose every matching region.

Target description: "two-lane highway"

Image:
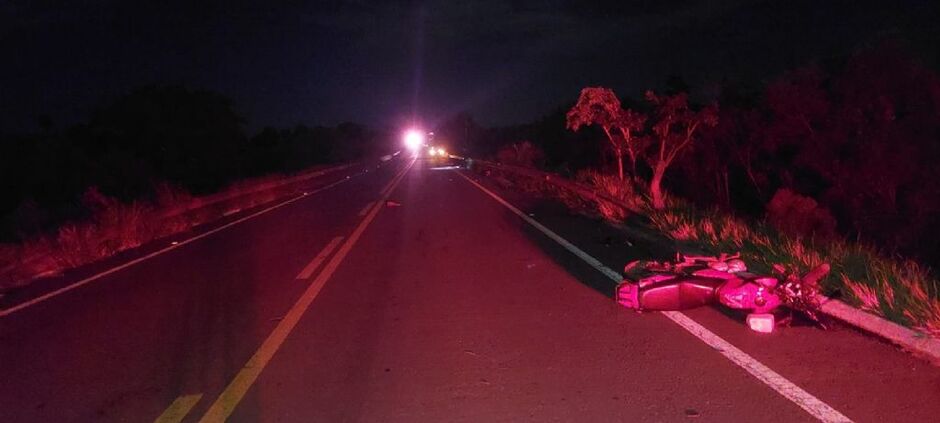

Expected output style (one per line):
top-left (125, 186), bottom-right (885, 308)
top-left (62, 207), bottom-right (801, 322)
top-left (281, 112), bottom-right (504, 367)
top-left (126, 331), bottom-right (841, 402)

top-left (0, 158), bottom-right (407, 422)
top-left (221, 159), bottom-right (821, 422)
top-left (2, 155), bottom-right (939, 422)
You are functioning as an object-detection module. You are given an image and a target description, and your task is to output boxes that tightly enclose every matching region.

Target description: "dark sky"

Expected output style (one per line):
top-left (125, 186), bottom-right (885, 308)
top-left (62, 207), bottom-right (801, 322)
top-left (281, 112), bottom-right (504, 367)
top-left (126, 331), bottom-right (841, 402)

top-left (2, 0), bottom-right (938, 133)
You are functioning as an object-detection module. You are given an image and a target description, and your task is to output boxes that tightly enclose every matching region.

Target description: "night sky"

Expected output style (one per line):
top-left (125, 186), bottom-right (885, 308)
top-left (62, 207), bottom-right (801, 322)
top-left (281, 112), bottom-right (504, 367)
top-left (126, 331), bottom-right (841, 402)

top-left (2, 0), bottom-right (938, 132)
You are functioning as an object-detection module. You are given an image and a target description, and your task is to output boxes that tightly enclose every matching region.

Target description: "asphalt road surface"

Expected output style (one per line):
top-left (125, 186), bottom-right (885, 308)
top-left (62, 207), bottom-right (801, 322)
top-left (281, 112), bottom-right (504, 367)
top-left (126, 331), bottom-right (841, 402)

top-left (1, 155), bottom-right (939, 422)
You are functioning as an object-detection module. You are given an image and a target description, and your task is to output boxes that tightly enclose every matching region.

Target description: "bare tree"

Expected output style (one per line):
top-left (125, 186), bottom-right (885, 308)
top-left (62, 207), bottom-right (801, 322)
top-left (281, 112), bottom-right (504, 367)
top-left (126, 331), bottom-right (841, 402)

top-left (645, 90), bottom-right (718, 209)
top-left (566, 87), bottom-right (638, 181)
top-left (615, 108), bottom-right (647, 179)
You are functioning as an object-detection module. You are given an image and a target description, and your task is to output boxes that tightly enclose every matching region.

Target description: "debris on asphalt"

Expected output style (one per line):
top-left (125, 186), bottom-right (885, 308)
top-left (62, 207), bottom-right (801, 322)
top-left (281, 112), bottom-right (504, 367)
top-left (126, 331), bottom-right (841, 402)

top-left (386, 200), bottom-right (402, 207)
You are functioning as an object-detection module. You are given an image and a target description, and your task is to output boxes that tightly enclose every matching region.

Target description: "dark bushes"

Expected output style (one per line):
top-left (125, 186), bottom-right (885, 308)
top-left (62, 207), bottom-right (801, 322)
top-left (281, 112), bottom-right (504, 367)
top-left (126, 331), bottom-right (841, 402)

top-left (765, 189), bottom-right (837, 240)
top-left (0, 85), bottom-right (384, 243)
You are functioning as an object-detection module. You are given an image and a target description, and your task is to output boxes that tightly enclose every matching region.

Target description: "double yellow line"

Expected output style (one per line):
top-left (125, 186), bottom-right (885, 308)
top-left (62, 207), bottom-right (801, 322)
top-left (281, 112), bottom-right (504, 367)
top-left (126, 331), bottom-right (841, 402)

top-left (152, 159), bottom-right (412, 423)
top-left (192, 158), bottom-right (413, 422)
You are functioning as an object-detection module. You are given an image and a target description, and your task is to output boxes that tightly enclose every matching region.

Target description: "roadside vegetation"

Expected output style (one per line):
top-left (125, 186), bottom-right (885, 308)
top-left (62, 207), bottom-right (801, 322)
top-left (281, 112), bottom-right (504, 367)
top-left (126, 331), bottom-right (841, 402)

top-left (449, 42), bottom-right (940, 335)
top-left (643, 195), bottom-right (940, 336)
top-left (0, 167), bottom-right (346, 288)
top-left (0, 85), bottom-right (386, 290)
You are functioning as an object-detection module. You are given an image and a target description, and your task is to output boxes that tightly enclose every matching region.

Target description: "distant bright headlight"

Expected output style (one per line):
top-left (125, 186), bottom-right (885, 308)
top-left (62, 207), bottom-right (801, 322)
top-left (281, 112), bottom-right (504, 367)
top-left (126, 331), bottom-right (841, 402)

top-left (403, 130), bottom-right (424, 151)
top-left (436, 147), bottom-right (447, 156)
top-left (428, 147), bottom-right (437, 156)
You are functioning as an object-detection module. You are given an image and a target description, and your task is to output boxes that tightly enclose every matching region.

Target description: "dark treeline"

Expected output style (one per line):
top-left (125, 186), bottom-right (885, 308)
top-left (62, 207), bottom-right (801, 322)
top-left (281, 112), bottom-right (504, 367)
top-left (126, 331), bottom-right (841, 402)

top-left (0, 85), bottom-right (386, 242)
top-left (440, 43), bottom-right (940, 267)
top-left (437, 110), bottom-right (604, 173)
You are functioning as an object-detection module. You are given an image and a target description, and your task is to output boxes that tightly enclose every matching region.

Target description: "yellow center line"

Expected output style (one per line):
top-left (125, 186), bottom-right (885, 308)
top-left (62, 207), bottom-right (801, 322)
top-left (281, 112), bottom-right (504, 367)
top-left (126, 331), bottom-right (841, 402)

top-left (296, 236), bottom-right (344, 280)
top-left (379, 175), bottom-right (398, 196)
top-left (0, 168), bottom-right (358, 318)
top-left (357, 201), bottom-right (375, 216)
top-left (154, 393), bottom-right (203, 423)
top-left (197, 158), bottom-right (414, 422)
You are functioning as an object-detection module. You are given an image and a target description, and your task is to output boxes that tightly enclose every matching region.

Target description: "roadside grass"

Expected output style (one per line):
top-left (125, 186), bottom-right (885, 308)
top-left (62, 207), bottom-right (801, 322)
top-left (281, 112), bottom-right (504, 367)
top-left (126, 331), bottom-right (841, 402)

top-left (0, 167), bottom-right (336, 290)
top-left (574, 170), bottom-right (645, 222)
top-left (641, 197), bottom-right (940, 335)
top-left (482, 164), bottom-right (940, 336)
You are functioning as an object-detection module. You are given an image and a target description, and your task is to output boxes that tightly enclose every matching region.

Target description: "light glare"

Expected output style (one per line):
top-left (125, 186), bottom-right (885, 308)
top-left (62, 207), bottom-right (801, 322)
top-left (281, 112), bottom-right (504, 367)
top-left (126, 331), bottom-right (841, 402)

top-left (404, 130), bottom-right (424, 151)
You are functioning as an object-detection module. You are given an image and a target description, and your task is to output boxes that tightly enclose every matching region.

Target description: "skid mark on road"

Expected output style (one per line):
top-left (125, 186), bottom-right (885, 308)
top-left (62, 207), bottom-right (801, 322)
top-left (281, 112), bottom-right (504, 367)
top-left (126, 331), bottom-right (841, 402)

top-left (455, 170), bottom-right (853, 423)
top-left (197, 159), bottom-right (414, 422)
top-left (154, 393), bottom-right (202, 423)
top-left (296, 236), bottom-right (345, 280)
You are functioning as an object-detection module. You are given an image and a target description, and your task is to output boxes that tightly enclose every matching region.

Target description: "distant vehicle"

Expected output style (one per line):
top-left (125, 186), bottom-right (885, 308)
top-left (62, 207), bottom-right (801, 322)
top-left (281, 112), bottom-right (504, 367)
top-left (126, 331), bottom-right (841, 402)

top-left (426, 146), bottom-right (448, 159)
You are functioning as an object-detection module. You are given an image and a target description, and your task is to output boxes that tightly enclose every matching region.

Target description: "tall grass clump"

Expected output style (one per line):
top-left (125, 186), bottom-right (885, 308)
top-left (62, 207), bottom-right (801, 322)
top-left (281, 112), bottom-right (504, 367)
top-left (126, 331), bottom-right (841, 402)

top-left (646, 197), bottom-right (940, 336)
top-left (0, 167), bottom-right (336, 290)
top-left (576, 170), bottom-right (646, 221)
top-left (476, 164), bottom-right (940, 335)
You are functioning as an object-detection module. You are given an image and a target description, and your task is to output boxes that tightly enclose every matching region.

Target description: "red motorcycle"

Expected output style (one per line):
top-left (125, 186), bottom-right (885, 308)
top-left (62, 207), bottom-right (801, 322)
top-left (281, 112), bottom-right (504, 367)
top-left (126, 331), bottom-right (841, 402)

top-left (616, 253), bottom-right (829, 332)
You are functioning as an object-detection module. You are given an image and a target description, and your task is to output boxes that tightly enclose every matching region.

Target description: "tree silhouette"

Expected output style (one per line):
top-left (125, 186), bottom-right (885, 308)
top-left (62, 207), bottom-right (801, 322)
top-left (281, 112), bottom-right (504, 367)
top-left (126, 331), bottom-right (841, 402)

top-left (645, 90), bottom-right (717, 209)
top-left (615, 108), bottom-right (647, 179)
top-left (566, 87), bottom-right (641, 181)
top-left (88, 85), bottom-right (247, 194)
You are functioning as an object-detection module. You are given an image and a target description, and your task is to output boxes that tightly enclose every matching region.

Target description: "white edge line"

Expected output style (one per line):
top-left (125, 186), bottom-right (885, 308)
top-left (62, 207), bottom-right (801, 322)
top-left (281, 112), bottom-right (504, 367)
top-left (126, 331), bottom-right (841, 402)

top-left (819, 298), bottom-right (940, 363)
top-left (454, 170), bottom-right (853, 423)
top-left (660, 311), bottom-right (851, 422)
top-left (296, 236), bottom-right (345, 280)
top-left (0, 172), bottom-right (357, 318)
